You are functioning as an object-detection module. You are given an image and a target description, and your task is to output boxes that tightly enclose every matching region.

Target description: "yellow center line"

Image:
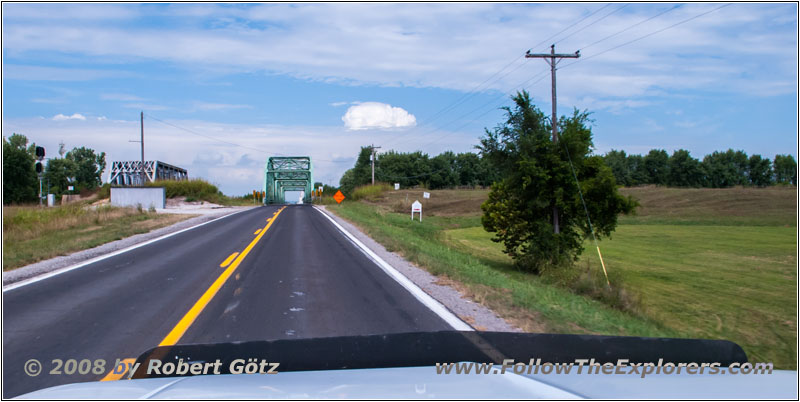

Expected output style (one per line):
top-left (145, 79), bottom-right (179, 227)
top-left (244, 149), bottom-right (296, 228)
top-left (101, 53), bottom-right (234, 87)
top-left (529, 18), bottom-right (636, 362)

top-left (158, 206), bottom-right (286, 347)
top-left (100, 358), bottom-right (136, 381)
top-left (254, 229), bottom-right (261, 235)
top-left (220, 252), bottom-right (239, 268)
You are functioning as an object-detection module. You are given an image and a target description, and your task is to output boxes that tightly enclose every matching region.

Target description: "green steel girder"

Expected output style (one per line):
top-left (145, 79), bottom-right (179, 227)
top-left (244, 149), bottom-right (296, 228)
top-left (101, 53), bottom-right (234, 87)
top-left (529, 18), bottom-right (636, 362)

top-left (264, 156), bottom-right (313, 204)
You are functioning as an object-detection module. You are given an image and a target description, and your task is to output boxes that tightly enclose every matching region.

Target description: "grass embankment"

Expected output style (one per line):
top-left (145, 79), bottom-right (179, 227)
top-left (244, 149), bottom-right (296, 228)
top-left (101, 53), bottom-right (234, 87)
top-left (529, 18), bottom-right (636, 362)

top-left (3, 202), bottom-right (189, 270)
top-left (327, 184), bottom-right (797, 368)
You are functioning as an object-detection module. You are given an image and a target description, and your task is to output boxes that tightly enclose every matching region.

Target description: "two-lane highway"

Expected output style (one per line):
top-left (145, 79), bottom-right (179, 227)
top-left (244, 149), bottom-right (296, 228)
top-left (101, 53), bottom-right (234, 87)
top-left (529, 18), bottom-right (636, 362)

top-left (3, 205), bottom-right (454, 397)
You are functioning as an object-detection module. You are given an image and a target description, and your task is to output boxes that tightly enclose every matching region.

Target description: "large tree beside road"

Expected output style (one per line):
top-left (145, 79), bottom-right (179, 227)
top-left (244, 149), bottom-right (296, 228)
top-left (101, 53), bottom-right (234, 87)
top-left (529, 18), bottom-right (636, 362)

top-left (478, 91), bottom-right (636, 273)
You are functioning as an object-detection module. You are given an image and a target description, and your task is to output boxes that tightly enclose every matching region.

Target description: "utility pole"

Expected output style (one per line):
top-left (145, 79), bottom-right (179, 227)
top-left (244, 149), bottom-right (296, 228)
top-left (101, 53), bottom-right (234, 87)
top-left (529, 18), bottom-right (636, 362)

top-left (370, 144), bottom-right (381, 185)
top-left (525, 44), bottom-right (579, 234)
top-left (140, 111), bottom-right (146, 185)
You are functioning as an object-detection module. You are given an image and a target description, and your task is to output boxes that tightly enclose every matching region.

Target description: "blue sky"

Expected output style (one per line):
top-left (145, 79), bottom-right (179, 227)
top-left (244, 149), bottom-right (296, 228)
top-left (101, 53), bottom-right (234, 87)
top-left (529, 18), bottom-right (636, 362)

top-left (2, 3), bottom-right (797, 195)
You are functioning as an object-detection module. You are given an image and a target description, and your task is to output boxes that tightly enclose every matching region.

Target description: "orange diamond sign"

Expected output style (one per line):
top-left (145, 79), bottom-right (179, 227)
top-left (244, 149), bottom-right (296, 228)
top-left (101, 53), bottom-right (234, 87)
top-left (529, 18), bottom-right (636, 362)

top-left (333, 190), bottom-right (346, 204)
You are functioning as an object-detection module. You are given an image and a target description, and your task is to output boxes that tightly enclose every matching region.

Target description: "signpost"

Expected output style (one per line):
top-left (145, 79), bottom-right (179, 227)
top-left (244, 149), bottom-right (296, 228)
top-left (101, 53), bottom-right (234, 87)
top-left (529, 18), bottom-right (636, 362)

top-left (423, 192), bottom-right (430, 199)
top-left (394, 183), bottom-right (400, 190)
top-left (411, 200), bottom-right (422, 221)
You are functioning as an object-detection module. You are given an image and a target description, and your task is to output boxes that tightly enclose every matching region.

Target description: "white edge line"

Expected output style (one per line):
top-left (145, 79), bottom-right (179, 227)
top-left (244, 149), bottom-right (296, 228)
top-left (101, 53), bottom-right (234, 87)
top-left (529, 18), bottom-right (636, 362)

top-left (3, 209), bottom-right (253, 292)
top-left (314, 206), bottom-right (473, 331)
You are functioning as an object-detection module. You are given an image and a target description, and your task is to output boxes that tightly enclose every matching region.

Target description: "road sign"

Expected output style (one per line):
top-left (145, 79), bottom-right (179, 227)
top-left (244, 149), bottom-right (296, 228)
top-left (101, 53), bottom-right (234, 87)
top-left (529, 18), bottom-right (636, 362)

top-left (411, 200), bottom-right (422, 221)
top-left (394, 183), bottom-right (400, 190)
top-left (423, 192), bottom-right (430, 199)
top-left (333, 190), bottom-right (346, 204)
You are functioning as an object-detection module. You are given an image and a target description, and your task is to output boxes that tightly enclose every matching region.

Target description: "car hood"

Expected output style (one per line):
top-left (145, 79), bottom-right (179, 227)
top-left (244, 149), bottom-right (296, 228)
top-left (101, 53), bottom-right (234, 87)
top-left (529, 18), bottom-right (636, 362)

top-left (18, 365), bottom-right (798, 399)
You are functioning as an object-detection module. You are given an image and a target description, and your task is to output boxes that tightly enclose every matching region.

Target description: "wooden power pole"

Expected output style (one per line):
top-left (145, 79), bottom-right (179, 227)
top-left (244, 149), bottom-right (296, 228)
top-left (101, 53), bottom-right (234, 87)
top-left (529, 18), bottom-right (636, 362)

top-left (140, 111), bottom-right (146, 184)
top-left (525, 44), bottom-right (579, 234)
top-left (370, 144), bottom-right (381, 185)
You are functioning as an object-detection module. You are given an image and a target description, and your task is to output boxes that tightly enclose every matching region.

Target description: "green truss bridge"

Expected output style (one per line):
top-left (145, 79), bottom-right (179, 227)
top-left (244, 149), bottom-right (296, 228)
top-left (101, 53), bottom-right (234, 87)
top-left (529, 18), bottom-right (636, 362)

top-left (263, 156), bottom-right (313, 204)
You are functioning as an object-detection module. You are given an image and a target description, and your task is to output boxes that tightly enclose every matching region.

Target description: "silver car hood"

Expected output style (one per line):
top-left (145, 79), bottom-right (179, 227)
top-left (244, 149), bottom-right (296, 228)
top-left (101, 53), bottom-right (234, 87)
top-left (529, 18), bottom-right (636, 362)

top-left (18, 365), bottom-right (798, 399)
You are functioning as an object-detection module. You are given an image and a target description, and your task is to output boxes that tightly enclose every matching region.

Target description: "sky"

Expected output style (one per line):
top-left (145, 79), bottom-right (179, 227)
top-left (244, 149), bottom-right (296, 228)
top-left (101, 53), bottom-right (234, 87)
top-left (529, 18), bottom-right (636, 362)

top-left (2, 2), bottom-right (797, 195)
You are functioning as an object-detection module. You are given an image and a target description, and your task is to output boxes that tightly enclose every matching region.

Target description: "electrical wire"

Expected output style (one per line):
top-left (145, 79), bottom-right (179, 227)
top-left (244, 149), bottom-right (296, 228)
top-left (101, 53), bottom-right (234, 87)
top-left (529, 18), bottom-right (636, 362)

top-left (561, 3), bottom-right (731, 70)
top-left (528, 3), bottom-right (612, 53)
top-left (145, 113), bottom-right (336, 162)
top-left (578, 4), bottom-right (683, 52)
top-left (554, 3), bottom-right (630, 46)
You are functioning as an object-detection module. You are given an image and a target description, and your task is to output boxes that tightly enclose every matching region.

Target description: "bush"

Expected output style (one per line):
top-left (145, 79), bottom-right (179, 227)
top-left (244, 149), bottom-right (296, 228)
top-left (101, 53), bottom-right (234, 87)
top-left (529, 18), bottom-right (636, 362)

top-left (144, 179), bottom-right (224, 203)
top-left (350, 183), bottom-right (392, 201)
top-left (540, 259), bottom-right (641, 315)
top-left (97, 183), bottom-right (111, 199)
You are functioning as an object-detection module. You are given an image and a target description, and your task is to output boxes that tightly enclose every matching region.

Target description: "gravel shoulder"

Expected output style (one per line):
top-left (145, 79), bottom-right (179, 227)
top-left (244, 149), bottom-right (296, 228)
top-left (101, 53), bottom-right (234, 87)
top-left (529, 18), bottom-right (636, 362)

top-left (317, 205), bottom-right (520, 333)
top-left (3, 206), bottom-right (256, 286)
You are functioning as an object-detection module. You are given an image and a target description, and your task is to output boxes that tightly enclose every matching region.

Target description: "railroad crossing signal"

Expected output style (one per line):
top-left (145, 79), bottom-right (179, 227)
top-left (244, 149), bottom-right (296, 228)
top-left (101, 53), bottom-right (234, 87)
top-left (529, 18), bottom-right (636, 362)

top-left (333, 190), bottom-right (345, 204)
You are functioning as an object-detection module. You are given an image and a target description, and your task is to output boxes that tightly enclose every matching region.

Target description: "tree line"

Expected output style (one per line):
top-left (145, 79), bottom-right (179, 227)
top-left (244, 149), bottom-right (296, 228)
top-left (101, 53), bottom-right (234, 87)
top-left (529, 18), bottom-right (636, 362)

top-left (338, 147), bottom-right (500, 196)
top-left (3, 133), bottom-right (106, 204)
top-left (603, 149), bottom-right (797, 188)
top-left (338, 144), bottom-right (797, 197)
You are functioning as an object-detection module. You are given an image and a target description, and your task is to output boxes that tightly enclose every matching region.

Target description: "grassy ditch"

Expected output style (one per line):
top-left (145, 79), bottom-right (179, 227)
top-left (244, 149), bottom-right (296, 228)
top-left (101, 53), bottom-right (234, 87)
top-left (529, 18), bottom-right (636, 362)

top-left (3, 202), bottom-right (190, 270)
top-left (327, 201), bottom-right (677, 338)
top-left (326, 185), bottom-right (797, 368)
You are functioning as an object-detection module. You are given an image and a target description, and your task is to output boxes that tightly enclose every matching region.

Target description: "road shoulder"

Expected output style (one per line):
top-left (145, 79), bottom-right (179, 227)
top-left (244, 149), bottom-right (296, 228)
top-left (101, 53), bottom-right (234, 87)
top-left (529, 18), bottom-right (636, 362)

top-left (316, 205), bottom-right (520, 333)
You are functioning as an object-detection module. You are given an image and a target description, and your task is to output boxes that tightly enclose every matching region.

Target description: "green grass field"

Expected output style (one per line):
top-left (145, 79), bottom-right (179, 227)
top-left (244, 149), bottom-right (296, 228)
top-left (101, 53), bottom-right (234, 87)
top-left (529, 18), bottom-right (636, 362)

top-left (3, 203), bottom-right (191, 270)
top-left (328, 184), bottom-right (797, 369)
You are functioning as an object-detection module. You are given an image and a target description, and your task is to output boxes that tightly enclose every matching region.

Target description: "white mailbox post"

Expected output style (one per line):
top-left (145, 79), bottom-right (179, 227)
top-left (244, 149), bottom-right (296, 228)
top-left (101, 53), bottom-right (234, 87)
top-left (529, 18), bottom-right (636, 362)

top-left (411, 200), bottom-right (422, 222)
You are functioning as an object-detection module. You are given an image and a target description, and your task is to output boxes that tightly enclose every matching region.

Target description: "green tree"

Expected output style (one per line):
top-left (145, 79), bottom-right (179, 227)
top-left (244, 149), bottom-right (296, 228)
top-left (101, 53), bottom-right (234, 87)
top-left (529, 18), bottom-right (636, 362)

top-left (667, 149), bottom-right (704, 187)
top-left (374, 150), bottom-right (430, 188)
top-left (643, 149), bottom-right (669, 185)
top-left (747, 154), bottom-right (773, 187)
top-left (428, 151), bottom-right (458, 189)
top-left (65, 147), bottom-right (106, 190)
top-left (625, 154), bottom-right (649, 185)
top-left (478, 91), bottom-right (635, 273)
top-left (773, 154), bottom-right (797, 185)
top-left (603, 149), bottom-right (632, 186)
top-left (44, 157), bottom-right (78, 196)
top-left (454, 152), bottom-right (482, 187)
top-left (702, 149), bottom-right (748, 188)
top-left (3, 134), bottom-right (39, 204)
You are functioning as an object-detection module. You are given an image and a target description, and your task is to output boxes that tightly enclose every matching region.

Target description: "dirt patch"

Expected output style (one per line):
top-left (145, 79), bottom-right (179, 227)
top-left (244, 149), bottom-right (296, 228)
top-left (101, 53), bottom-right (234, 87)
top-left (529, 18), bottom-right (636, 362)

top-left (368, 188), bottom-right (489, 217)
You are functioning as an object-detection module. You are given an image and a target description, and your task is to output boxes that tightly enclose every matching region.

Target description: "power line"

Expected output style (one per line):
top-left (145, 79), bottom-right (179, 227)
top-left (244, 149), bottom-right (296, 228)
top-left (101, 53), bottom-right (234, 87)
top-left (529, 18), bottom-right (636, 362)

top-left (386, 3), bottom-right (621, 149)
top-left (561, 3), bottom-right (731, 70)
top-left (529, 3), bottom-right (612, 53)
top-left (554, 3), bottom-right (630, 46)
top-left (145, 113), bottom-right (336, 162)
top-left (382, 57), bottom-right (531, 149)
top-left (389, 68), bottom-right (550, 150)
top-left (578, 4), bottom-right (683, 52)
top-left (406, 69), bottom-right (552, 153)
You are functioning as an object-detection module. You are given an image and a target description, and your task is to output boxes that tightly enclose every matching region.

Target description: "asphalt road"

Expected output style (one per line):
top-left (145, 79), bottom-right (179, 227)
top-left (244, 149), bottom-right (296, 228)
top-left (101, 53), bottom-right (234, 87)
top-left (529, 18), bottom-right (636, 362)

top-left (2, 205), bottom-right (453, 397)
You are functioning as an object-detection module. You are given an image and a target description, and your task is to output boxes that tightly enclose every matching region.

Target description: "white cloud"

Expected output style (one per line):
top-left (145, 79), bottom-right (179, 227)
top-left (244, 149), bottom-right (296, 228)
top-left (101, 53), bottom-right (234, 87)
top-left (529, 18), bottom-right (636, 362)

top-left (3, 3), bottom-right (794, 101)
top-left (342, 102), bottom-right (417, 130)
top-left (52, 113), bottom-right (87, 121)
top-left (329, 101), bottom-right (349, 107)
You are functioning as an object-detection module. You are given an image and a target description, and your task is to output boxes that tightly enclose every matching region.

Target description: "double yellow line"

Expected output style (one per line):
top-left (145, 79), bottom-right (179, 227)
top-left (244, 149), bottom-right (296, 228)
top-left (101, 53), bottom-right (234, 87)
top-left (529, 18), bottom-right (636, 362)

top-left (102, 207), bottom-right (285, 382)
top-left (159, 206), bottom-right (286, 346)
